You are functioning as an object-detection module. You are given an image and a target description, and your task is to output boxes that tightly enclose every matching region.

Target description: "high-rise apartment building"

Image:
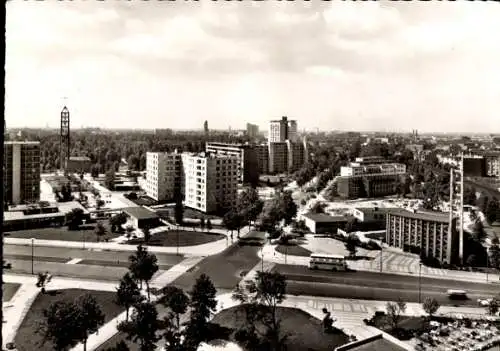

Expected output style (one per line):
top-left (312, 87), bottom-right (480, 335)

top-left (246, 123), bottom-right (259, 139)
top-left (268, 142), bottom-right (288, 174)
top-left (255, 144), bottom-right (269, 175)
top-left (268, 116), bottom-right (297, 143)
top-left (205, 142), bottom-right (259, 184)
top-left (3, 141), bottom-right (41, 205)
top-left (182, 152), bottom-right (238, 213)
top-left (146, 151), bottom-right (183, 202)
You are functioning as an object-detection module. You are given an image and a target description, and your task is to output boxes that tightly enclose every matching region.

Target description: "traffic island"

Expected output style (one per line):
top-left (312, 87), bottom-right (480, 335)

top-left (126, 230), bottom-right (225, 246)
top-left (14, 289), bottom-right (124, 351)
top-left (210, 305), bottom-right (350, 351)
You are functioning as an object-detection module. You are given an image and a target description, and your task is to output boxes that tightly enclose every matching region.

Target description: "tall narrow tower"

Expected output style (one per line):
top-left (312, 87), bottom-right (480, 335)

top-left (60, 106), bottom-right (70, 172)
top-left (450, 155), bottom-right (465, 265)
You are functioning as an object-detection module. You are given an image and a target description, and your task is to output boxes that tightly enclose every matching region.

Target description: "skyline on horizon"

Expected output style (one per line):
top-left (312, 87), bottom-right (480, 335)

top-left (6, 1), bottom-right (500, 133)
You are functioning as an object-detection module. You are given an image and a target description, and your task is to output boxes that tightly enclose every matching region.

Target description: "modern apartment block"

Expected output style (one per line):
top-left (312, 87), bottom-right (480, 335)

top-left (182, 152), bottom-right (238, 213)
top-left (205, 142), bottom-right (259, 184)
top-left (340, 162), bottom-right (406, 177)
top-left (268, 116), bottom-right (297, 142)
top-left (483, 152), bottom-right (500, 177)
top-left (337, 173), bottom-right (402, 199)
top-left (385, 208), bottom-right (459, 265)
top-left (255, 144), bottom-right (269, 175)
top-left (246, 123), bottom-right (259, 139)
top-left (3, 141), bottom-right (41, 205)
top-left (145, 151), bottom-right (183, 202)
top-left (268, 142), bottom-right (288, 174)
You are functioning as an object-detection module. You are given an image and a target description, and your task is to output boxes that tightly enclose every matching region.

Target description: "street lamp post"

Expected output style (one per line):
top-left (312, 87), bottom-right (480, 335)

top-left (380, 246), bottom-right (383, 273)
top-left (418, 263), bottom-right (422, 304)
top-left (31, 238), bottom-right (35, 275)
top-left (486, 254), bottom-right (489, 283)
top-left (176, 229), bottom-right (179, 256)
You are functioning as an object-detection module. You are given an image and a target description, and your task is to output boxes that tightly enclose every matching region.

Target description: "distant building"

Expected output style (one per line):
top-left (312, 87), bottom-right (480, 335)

top-left (385, 208), bottom-right (458, 265)
top-left (268, 116), bottom-right (297, 143)
top-left (182, 152), bottom-right (238, 213)
top-left (65, 156), bottom-right (92, 174)
top-left (205, 142), bottom-right (259, 184)
top-left (3, 141), bottom-right (41, 206)
top-left (204, 120), bottom-right (209, 136)
top-left (255, 144), bottom-right (269, 175)
top-left (123, 206), bottom-right (160, 229)
top-left (246, 123), bottom-right (259, 139)
top-left (146, 151), bottom-right (183, 202)
top-left (352, 206), bottom-right (398, 230)
top-left (340, 162), bottom-right (406, 177)
top-left (268, 142), bottom-right (288, 174)
top-left (337, 174), bottom-right (402, 199)
top-left (462, 155), bottom-right (486, 177)
top-left (301, 212), bottom-right (354, 234)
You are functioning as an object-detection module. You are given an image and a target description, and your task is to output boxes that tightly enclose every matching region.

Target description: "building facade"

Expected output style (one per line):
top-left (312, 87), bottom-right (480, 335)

top-left (182, 152), bottom-right (238, 213)
top-left (385, 209), bottom-right (459, 264)
top-left (3, 141), bottom-right (41, 205)
top-left (340, 162), bottom-right (406, 177)
top-left (255, 144), bottom-right (269, 175)
top-left (205, 142), bottom-right (259, 184)
top-left (337, 173), bottom-right (402, 199)
top-left (145, 151), bottom-right (183, 202)
top-left (268, 142), bottom-right (288, 174)
top-left (268, 116), bottom-right (297, 143)
top-left (246, 123), bottom-right (259, 139)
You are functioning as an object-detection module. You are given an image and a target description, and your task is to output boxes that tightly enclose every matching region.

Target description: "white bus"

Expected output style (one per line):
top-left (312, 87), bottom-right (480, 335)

top-left (309, 253), bottom-right (347, 271)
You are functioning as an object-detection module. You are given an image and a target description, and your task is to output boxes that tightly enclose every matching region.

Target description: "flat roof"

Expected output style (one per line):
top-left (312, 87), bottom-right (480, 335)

top-left (4, 211), bottom-right (65, 222)
top-left (4, 141), bottom-right (40, 145)
top-left (354, 207), bottom-right (399, 215)
top-left (337, 338), bottom-right (406, 351)
top-left (123, 206), bottom-right (158, 220)
top-left (303, 212), bottom-right (354, 223)
top-left (386, 208), bottom-right (450, 223)
top-left (69, 156), bottom-right (91, 161)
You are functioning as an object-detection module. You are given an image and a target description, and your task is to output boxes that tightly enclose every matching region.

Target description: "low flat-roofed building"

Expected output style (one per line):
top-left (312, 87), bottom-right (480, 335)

top-left (4, 201), bottom-right (90, 231)
top-left (301, 212), bottom-right (354, 234)
top-left (122, 206), bottom-right (160, 229)
top-left (334, 333), bottom-right (410, 351)
top-left (352, 207), bottom-right (399, 230)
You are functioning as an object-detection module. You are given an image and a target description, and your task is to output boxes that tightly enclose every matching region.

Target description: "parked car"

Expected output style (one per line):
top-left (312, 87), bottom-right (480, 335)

top-left (477, 298), bottom-right (493, 307)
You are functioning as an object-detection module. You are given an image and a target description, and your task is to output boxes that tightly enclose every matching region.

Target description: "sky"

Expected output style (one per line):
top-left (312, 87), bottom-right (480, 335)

top-left (5, 1), bottom-right (500, 133)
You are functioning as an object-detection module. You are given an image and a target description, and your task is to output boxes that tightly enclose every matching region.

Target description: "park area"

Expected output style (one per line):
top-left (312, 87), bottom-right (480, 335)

top-left (4, 221), bottom-right (121, 242)
top-left (14, 289), bottom-right (124, 351)
top-left (127, 229), bottom-right (225, 247)
top-left (210, 305), bottom-right (350, 351)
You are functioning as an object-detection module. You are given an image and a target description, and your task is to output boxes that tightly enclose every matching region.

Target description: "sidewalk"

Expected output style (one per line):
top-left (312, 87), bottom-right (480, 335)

top-left (4, 225), bottom-right (251, 257)
top-left (260, 243), bottom-right (500, 284)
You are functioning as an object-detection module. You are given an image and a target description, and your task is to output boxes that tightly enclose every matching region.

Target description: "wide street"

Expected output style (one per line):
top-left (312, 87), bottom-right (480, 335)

top-left (274, 264), bottom-right (500, 307)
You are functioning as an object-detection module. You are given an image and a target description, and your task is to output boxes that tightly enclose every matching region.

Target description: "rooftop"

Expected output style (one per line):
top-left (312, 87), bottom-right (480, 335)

top-left (303, 212), bottom-right (354, 223)
top-left (335, 334), bottom-right (408, 351)
top-left (69, 156), bottom-right (92, 161)
top-left (354, 207), bottom-right (399, 215)
top-left (387, 208), bottom-right (451, 223)
top-left (123, 206), bottom-right (159, 220)
top-left (4, 141), bottom-right (40, 145)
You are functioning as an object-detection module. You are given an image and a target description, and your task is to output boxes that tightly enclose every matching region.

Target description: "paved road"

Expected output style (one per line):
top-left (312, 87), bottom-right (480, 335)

top-left (274, 264), bottom-right (499, 307)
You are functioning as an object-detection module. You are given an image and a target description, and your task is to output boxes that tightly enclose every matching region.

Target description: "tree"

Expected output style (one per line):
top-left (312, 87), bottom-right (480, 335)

top-left (90, 164), bottom-right (100, 178)
top-left (311, 202), bottom-right (325, 214)
top-left (96, 199), bottom-right (105, 210)
top-left (66, 207), bottom-right (85, 230)
top-left (206, 219), bottom-right (212, 232)
top-left (103, 341), bottom-right (130, 351)
top-left (36, 272), bottom-right (51, 294)
top-left (95, 222), bottom-right (107, 242)
top-left (143, 226), bottom-right (151, 243)
top-left (485, 199), bottom-right (499, 224)
top-left (125, 225), bottom-right (135, 240)
top-left (223, 210), bottom-right (245, 238)
top-left (238, 187), bottom-right (264, 227)
top-left (110, 213), bottom-right (128, 233)
top-left (118, 302), bottom-right (161, 351)
top-left (40, 300), bottom-right (81, 351)
top-left (422, 297), bottom-right (440, 319)
top-left (75, 293), bottom-right (105, 351)
top-left (275, 191), bottom-right (297, 225)
top-left (184, 274), bottom-right (218, 350)
top-left (128, 245), bottom-right (159, 301)
top-left (105, 169), bottom-right (115, 190)
top-left (233, 271), bottom-right (288, 350)
top-left (345, 234), bottom-right (359, 258)
top-left (470, 210), bottom-right (487, 243)
top-left (174, 194), bottom-right (184, 225)
top-left (386, 299), bottom-right (407, 330)
top-left (200, 217), bottom-right (205, 231)
top-left (487, 298), bottom-right (499, 316)
top-left (116, 273), bottom-right (144, 321)
top-left (489, 236), bottom-right (500, 269)
top-left (160, 286), bottom-right (189, 350)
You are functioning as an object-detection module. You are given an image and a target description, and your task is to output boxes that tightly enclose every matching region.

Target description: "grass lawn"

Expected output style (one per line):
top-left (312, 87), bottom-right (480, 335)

top-left (211, 305), bottom-right (350, 351)
top-left (15, 289), bottom-right (124, 351)
top-left (3, 282), bottom-right (21, 302)
top-left (5, 221), bottom-right (121, 242)
top-left (276, 244), bottom-right (312, 257)
top-left (127, 230), bottom-right (225, 247)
